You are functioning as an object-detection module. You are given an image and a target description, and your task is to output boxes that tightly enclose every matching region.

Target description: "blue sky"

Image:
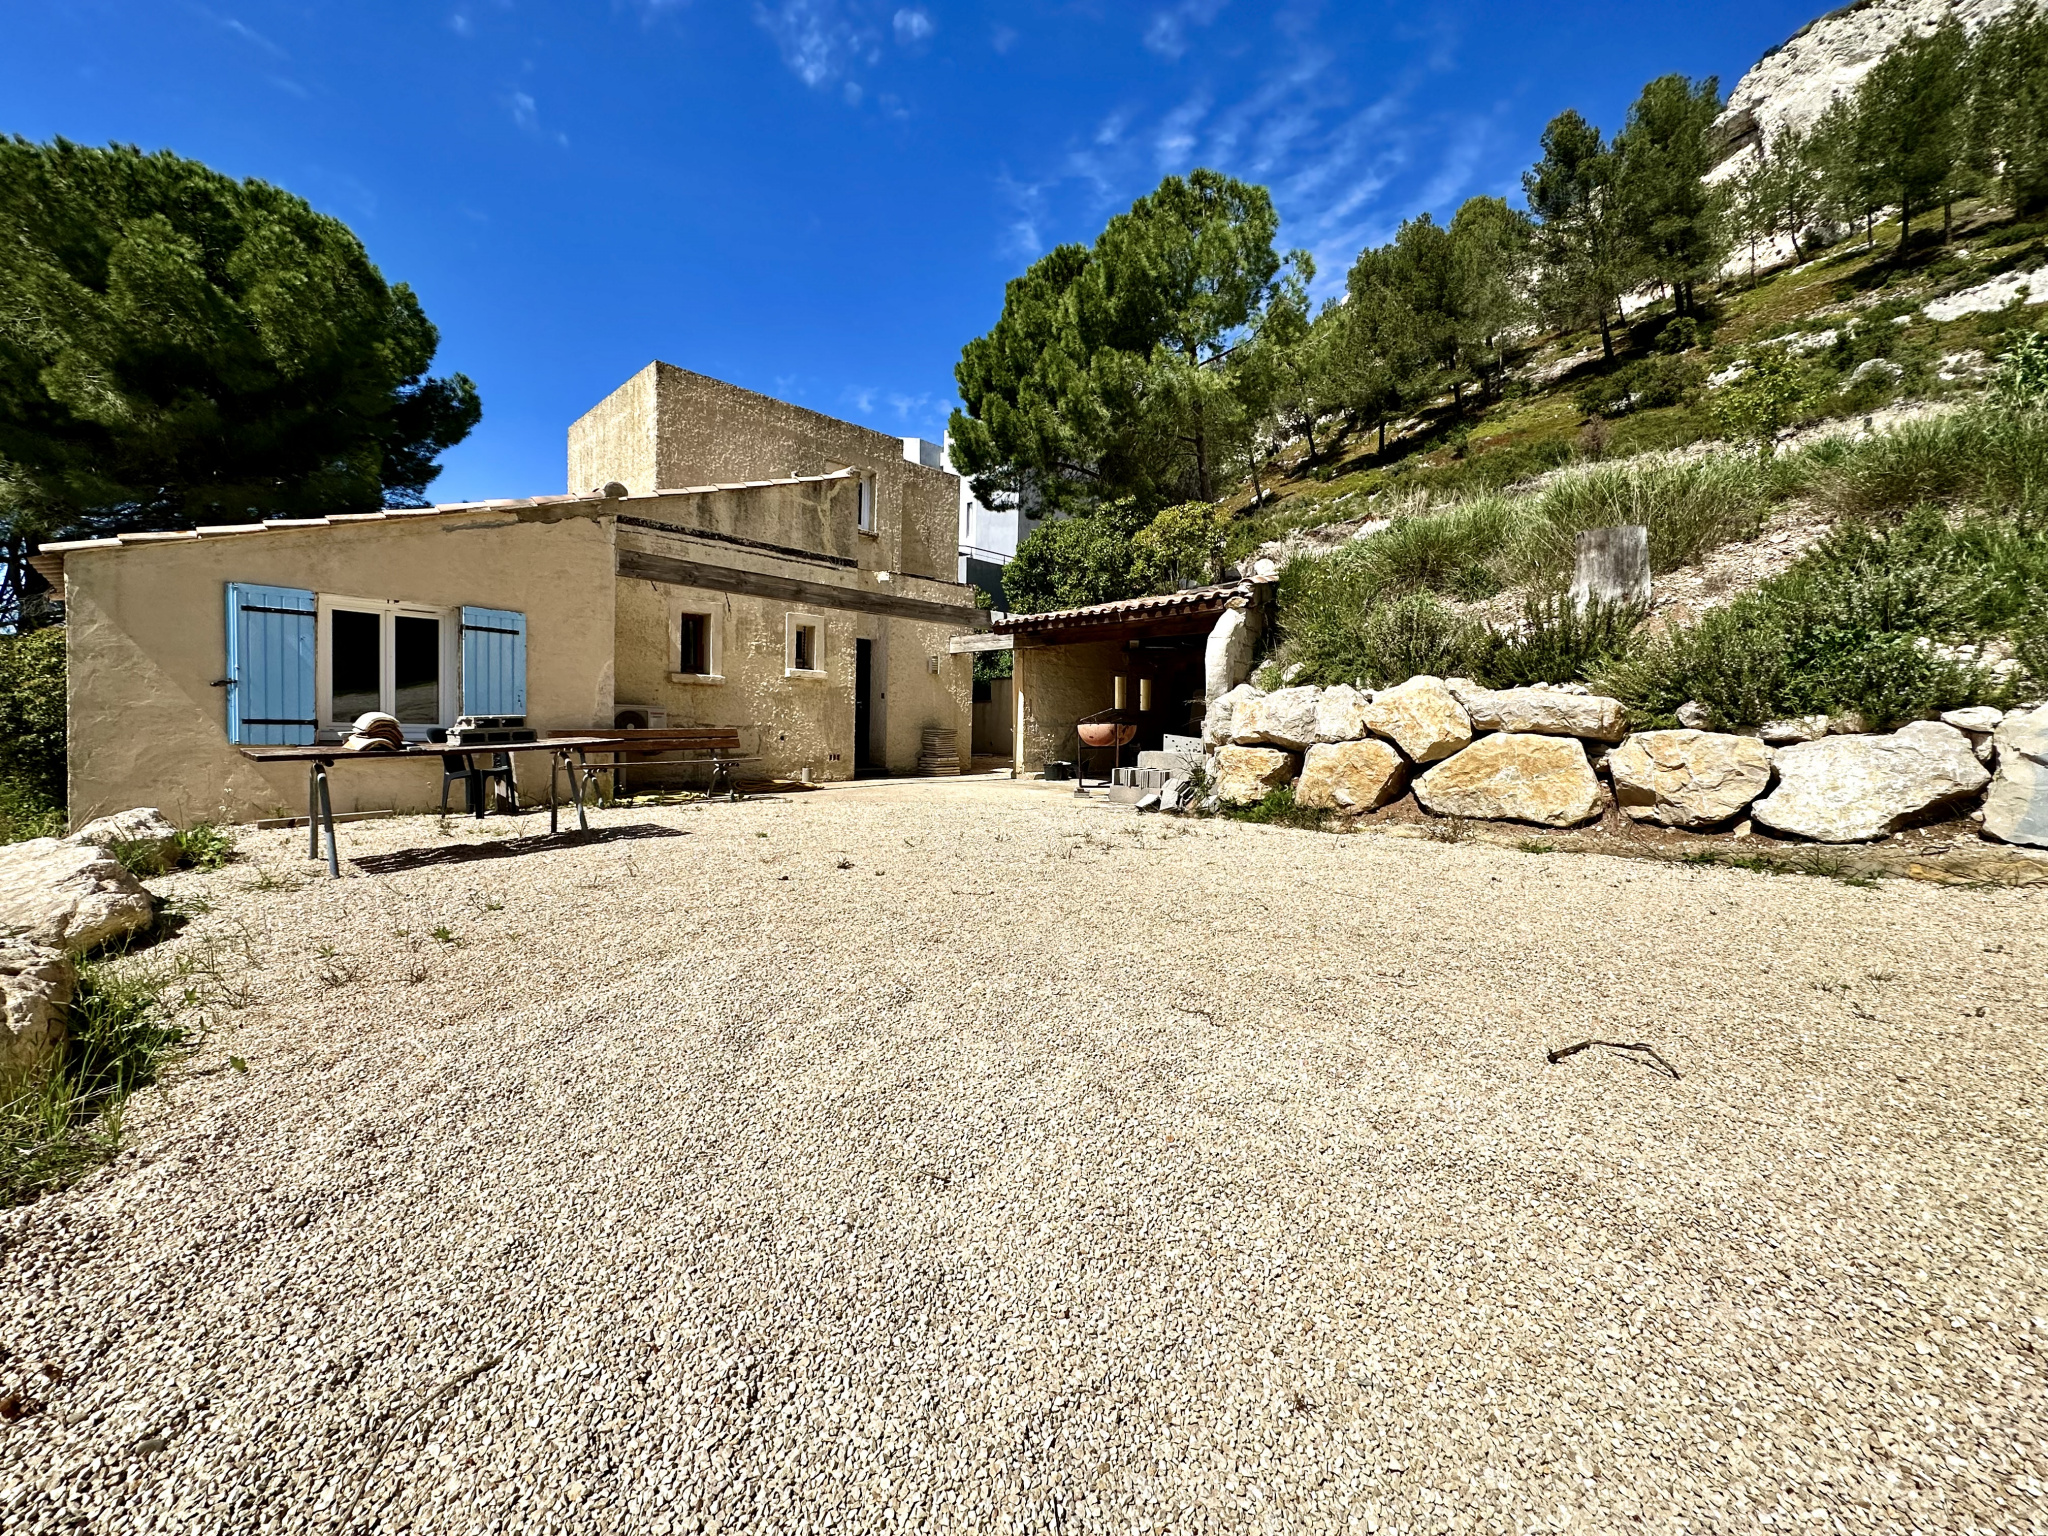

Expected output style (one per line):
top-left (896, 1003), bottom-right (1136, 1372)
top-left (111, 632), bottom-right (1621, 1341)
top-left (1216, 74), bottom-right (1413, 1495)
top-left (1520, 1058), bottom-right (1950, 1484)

top-left (7, 1), bottom-right (1821, 502)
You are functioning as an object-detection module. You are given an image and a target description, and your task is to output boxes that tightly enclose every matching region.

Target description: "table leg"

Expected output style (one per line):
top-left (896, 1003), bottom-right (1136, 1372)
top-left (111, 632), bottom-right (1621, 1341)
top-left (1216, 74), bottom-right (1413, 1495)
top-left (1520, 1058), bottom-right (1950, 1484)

top-left (307, 765), bottom-right (321, 859)
top-left (314, 763), bottom-right (340, 878)
top-left (572, 750), bottom-right (590, 832)
top-left (548, 751), bottom-right (561, 836)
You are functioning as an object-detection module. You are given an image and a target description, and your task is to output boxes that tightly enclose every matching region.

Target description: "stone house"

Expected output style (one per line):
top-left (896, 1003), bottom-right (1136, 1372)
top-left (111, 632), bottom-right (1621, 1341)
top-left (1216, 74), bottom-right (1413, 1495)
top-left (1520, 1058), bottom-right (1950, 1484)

top-left (36, 364), bottom-right (985, 825)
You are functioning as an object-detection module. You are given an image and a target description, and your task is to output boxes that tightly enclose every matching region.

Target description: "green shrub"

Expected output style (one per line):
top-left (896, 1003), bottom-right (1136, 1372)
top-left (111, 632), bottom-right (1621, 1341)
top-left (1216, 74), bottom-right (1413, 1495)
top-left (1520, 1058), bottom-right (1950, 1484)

top-left (1711, 354), bottom-right (1818, 448)
top-left (1812, 407), bottom-right (2048, 522)
top-left (1992, 329), bottom-right (2048, 411)
top-left (1, 952), bottom-right (195, 1207)
top-left (0, 627), bottom-right (65, 818)
top-left (1656, 316), bottom-right (1707, 354)
top-left (0, 780), bottom-right (63, 844)
top-left (1357, 496), bottom-right (1530, 599)
top-left (1277, 577), bottom-right (1481, 689)
top-left (1469, 592), bottom-right (1647, 688)
top-left (1573, 356), bottom-right (1704, 418)
top-left (1220, 785), bottom-right (1327, 829)
top-left (1508, 456), bottom-right (1768, 579)
top-left (1596, 511), bottom-right (2033, 727)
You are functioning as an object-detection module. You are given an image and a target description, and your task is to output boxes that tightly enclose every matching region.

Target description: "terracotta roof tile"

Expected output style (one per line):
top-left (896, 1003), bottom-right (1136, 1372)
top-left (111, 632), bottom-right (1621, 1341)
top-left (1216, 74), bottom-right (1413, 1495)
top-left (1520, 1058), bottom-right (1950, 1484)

top-left (992, 578), bottom-right (1268, 633)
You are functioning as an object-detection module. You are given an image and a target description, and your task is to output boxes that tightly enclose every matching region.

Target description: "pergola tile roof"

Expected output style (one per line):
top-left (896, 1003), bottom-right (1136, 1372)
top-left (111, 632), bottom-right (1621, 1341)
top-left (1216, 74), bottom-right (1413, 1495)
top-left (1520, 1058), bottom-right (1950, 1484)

top-left (992, 577), bottom-right (1267, 634)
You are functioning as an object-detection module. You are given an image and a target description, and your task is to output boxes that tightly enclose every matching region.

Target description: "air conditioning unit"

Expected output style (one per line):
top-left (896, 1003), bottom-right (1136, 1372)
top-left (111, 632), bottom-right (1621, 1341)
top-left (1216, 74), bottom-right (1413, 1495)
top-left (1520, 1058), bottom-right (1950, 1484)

top-left (614, 705), bottom-right (668, 731)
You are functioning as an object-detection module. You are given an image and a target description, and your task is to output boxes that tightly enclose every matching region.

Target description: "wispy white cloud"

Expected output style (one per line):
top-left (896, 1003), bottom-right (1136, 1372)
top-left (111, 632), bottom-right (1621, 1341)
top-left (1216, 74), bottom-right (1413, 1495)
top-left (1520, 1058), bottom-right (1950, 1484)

top-left (507, 90), bottom-right (570, 147)
top-left (1415, 114), bottom-right (1491, 212)
top-left (892, 7), bottom-right (932, 45)
top-left (191, 5), bottom-right (287, 59)
top-left (1153, 92), bottom-right (1210, 171)
top-left (449, 11), bottom-right (474, 38)
top-left (989, 23), bottom-right (1482, 296)
top-left (1143, 0), bottom-right (1228, 61)
top-left (754, 0), bottom-right (879, 90)
top-left (266, 74), bottom-right (310, 100)
top-left (990, 23), bottom-right (1017, 54)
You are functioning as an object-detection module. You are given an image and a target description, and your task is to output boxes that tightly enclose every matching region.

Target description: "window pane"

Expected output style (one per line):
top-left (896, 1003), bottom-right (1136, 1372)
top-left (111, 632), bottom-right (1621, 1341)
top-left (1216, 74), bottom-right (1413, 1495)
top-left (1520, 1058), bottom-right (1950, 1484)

top-left (679, 614), bottom-right (706, 675)
top-left (393, 615), bottom-right (442, 723)
top-left (331, 609), bottom-right (381, 722)
top-left (794, 625), bottom-right (812, 671)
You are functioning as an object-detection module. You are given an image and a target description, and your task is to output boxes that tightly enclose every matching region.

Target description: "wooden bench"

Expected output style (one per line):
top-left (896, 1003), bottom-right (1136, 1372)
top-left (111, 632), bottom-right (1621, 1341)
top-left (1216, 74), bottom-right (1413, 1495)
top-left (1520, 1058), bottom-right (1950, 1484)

top-left (550, 728), bottom-right (759, 801)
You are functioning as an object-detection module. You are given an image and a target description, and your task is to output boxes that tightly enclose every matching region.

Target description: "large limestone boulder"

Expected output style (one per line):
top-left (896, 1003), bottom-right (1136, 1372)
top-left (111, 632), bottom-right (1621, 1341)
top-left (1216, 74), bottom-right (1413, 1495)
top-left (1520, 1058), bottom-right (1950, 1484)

top-left (1753, 721), bottom-right (1992, 842)
top-left (1759, 716), bottom-right (1830, 746)
top-left (1213, 745), bottom-right (1300, 807)
top-left (1414, 733), bottom-right (1603, 827)
top-left (1295, 740), bottom-right (1409, 813)
top-left (0, 839), bottom-right (158, 952)
top-left (1205, 684), bottom-right (1261, 746)
top-left (1312, 684), bottom-right (1371, 744)
top-left (67, 807), bottom-right (181, 870)
top-left (0, 936), bottom-right (74, 1077)
top-left (1363, 676), bottom-right (1472, 764)
top-left (1248, 685), bottom-right (1321, 751)
top-left (1608, 730), bottom-right (1775, 828)
top-left (1448, 682), bottom-right (1629, 743)
top-left (1982, 705), bottom-right (2048, 848)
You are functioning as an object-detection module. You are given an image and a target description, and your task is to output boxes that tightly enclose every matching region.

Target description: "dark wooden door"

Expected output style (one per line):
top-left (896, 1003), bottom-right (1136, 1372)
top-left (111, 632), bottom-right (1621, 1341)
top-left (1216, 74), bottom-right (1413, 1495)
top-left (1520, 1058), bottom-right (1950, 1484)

top-left (854, 639), bottom-right (875, 775)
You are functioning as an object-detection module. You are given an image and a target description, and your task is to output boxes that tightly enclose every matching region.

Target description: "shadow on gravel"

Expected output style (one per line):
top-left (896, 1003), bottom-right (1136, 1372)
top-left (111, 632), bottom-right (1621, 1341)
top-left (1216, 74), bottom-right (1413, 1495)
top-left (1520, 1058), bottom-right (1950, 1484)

top-left (348, 823), bottom-right (688, 875)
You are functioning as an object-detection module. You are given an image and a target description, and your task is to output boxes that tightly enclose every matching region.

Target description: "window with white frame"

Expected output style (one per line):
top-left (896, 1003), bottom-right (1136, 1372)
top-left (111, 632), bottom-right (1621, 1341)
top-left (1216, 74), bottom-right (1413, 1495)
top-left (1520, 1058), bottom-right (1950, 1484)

top-left (317, 595), bottom-right (458, 735)
top-left (785, 613), bottom-right (825, 677)
top-left (856, 473), bottom-right (876, 534)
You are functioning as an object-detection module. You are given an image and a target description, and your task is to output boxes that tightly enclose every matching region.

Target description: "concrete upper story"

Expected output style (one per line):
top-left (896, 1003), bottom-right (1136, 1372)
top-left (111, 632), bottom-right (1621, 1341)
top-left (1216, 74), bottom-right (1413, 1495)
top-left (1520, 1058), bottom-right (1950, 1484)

top-left (568, 363), bottom-right (961, 584)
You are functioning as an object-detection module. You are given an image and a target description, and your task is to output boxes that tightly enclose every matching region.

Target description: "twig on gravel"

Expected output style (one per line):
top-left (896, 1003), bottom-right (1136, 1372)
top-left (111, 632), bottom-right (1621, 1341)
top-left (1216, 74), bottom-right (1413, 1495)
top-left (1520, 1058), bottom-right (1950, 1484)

top-left (336, 1345), bottom-right (516, 1529)
top-left (1545, 1039), bottom-right (1681, 1079)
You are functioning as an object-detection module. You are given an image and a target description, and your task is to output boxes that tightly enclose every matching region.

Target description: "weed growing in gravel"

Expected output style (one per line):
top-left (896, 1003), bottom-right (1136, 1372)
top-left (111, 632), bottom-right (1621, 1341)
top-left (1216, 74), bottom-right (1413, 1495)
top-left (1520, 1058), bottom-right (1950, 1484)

top-left (1219, 786), bottom-right (1327, 830)
top-left (172, 823), bottom-right (236, 870)
top-left (244, 867), bottom-right (309, 893)
top-left (1, 940), bottom-right (245, 1206)
top-left (430, 926), bottom-right (460, 946)
top-left (105, 823), bottom-right (238, 879)
top-left (465, 892), bottom-right (504, 915)
top-left (1516, 840), bottom-right (1558, 854)
top-left (1425, 816), bottom-right (1474, 844)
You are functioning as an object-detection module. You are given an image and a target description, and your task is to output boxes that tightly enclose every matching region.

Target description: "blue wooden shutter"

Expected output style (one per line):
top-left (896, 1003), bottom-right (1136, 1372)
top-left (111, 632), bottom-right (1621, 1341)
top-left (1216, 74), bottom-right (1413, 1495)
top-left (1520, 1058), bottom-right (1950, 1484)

top-left (461, 607), bottom-right (527, 716)
top-left (225, 584), bottom-right (317, 745)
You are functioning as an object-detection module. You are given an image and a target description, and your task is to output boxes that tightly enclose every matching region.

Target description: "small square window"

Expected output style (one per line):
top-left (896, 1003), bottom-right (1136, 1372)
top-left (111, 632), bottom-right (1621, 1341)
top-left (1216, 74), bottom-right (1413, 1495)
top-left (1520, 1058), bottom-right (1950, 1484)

top-left (785, 614), bottom-right (824, 677)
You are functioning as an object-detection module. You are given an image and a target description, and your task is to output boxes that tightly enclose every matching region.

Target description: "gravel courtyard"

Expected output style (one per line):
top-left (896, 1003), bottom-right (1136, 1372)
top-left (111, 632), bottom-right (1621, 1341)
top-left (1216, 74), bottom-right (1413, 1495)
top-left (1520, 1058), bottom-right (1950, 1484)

top-left (3, 781), bottom-right (2044, 1535)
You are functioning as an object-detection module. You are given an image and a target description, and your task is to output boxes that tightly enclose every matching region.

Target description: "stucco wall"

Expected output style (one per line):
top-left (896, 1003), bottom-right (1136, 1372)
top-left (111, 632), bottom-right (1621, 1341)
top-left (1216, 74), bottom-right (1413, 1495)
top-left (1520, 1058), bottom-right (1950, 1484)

top-left (620, 482), bottom-right (864, 567)
top-left (565, 368), bottom-right (657, 497)
top-left (63, 514), bottom-right (617, 825)
top-left (1014, 640), bottom-right (1125, 775)
top-left (568, 364), bottom-right (959, 584)
top-left (1011, 640), bottom-right (1206, 774)
top-left (612, 574), bottom-right (970, 781)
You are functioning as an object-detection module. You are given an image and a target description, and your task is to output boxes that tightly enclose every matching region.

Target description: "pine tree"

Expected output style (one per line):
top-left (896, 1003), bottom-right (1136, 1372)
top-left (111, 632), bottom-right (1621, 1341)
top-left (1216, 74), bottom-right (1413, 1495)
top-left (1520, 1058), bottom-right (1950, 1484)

top-left (1614, 75), bottom-right (1727, 313)
top-left (0, 138), bottom-right (480, 625)
top-left (950, 169), bottom-right (1293, 512)
top-left (1447, 197), bottom-right (1534, 398)
top-left (1524, 111), bottom-right (1637, 360)
top-left (1971, 2), bottom-right (2048, 214)
top-left (1851, 17), bottom-right (1970, 252)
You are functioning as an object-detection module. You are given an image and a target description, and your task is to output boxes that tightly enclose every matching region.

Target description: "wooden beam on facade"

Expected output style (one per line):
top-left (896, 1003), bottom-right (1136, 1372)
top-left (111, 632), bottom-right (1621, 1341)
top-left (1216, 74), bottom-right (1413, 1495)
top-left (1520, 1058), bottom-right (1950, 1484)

top-left (947, 632), bottom-right (1014, 654)
top-left (617, 548), bottom-right (987, 628)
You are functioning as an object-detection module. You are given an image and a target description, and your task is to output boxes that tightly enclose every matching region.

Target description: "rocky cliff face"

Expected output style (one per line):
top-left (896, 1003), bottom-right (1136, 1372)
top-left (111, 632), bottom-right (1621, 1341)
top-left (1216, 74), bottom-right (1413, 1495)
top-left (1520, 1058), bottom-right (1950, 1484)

top-left (1710, 0), bottom-right (2020, 177)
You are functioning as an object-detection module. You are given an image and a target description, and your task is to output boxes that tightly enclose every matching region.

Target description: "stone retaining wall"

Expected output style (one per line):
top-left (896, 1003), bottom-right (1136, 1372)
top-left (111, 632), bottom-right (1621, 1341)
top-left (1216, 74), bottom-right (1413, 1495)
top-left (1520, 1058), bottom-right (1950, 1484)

top-left (1196, 677), bottom-right (2047, 849)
